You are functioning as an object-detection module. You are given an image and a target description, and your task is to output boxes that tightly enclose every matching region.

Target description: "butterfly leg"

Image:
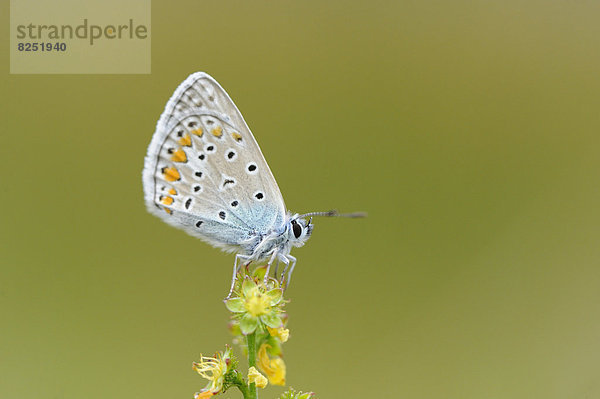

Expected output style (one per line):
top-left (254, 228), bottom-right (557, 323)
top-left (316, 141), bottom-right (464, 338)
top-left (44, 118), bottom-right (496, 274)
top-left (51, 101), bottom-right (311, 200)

top-left (227, 254), bottom-right (251, 299)
top-left (273, 259), bottom-right (280, 280)
top-left (263, 250), bottom-right (278, 284)
top-left (284, 255), bottom-right (297, 289)
top-left (279, 256), bottom-right (290, 286)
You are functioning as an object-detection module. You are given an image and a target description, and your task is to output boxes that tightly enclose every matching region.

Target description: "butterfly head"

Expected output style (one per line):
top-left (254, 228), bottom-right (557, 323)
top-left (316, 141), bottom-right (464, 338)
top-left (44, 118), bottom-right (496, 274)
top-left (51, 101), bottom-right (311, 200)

top-left (288, 215), bottom-right (313, 248)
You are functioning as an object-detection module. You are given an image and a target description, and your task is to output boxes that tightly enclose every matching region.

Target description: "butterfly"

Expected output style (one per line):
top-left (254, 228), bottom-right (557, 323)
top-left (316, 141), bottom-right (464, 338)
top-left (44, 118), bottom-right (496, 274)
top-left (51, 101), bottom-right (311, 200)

top-left (142, 72), bottom-right (364, 296)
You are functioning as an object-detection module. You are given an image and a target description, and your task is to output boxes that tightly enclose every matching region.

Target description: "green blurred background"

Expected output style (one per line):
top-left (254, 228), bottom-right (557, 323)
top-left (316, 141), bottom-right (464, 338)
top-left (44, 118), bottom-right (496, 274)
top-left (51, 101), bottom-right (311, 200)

top-left (2, 1), bottom-right (600, 398)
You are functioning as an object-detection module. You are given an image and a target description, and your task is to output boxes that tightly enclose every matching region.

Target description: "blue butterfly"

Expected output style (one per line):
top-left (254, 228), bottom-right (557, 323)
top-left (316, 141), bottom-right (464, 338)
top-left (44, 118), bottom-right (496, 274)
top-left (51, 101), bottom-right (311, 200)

top-left (143, 72), bottom-right (364, 296)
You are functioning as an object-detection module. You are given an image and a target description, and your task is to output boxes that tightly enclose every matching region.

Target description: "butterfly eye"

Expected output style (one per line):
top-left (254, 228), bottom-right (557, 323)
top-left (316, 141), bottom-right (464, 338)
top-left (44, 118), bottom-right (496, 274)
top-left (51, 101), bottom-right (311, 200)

top-left (291, 220), bottom-right (302, 239)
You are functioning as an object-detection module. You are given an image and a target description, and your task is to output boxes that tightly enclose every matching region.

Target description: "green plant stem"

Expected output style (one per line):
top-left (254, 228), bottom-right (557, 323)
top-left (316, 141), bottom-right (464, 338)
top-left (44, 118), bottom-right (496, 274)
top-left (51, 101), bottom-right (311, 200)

top-left (246, 332), bottom-right (258, 399)
top-left (237, 382), bottom-right (250, 398)
top-left (230, 369), bottom-right (250, 398)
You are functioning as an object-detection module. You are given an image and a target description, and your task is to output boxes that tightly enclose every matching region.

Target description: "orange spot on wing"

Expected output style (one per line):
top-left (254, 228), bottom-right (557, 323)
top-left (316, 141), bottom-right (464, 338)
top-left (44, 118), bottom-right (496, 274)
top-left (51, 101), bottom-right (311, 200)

top-left (192, 128), bottom-right (203, 137)
top-left (211, 126), bottom-right (223, 138)
top-left (164, 208), bottom-right (173, 215)
top-left (168, 188), bottom-right (177, 195)
top-left (161, 196), bottom-right (174, 205)
top-left (178, 133), bottom-right (192, 147)
top-left (231, 132), bottom-right (242, 142)
top-left (171, 148), bottom-right (187, 163)
top-left (162, 167), bottom-right (180, 182)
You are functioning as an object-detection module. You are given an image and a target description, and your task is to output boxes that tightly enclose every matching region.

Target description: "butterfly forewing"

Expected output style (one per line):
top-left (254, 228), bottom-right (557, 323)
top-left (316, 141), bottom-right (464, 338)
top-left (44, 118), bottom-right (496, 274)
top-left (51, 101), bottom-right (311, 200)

top-left (143, 73), bottom-right (287, 251)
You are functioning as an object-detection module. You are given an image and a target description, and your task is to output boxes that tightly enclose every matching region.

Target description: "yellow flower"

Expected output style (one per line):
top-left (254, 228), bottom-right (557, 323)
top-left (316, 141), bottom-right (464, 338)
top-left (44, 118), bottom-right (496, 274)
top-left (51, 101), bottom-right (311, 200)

top-left (267, 326), bottom-right (290, 343)
top-left (257, 343), bottom-right (286, 386)
top-left (245, 285), bottom-right (272, 317)
top-left (248, 366), bottom-right (268, 388)
top-left (192, 347), bottom-right (232, 395)
top-left (225, 278), bottom-right (284, 334)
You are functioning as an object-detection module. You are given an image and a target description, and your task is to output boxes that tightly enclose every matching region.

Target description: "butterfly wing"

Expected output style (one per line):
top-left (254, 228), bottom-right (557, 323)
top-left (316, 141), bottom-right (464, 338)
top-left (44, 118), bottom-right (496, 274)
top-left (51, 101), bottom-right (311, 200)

top-left (142, 72), bottom-right (287, 252)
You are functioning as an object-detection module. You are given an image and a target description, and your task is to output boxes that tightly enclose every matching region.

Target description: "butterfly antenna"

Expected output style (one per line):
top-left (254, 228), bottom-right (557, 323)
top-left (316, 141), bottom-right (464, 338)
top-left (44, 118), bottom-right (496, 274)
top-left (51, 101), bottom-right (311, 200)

top-left (298, 210), bottom-right (367, 219)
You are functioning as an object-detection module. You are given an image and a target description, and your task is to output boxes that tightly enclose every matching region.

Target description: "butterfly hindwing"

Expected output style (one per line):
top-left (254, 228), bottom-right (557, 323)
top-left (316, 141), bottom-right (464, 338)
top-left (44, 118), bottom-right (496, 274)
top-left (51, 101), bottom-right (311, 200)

top-left (143, 73), bottom-right (287, 252)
